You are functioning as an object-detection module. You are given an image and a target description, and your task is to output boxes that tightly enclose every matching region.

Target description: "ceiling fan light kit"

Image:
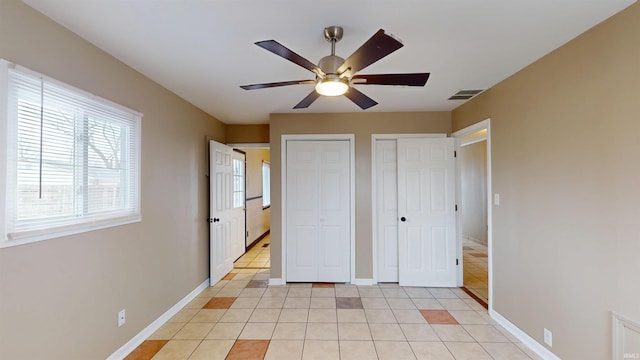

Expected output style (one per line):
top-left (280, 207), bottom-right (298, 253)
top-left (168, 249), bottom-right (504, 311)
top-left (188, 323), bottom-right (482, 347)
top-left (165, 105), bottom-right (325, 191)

top-left (315, 75), bottom-right (349, 96)
top-left (240, 26), bottom-right (430, 110)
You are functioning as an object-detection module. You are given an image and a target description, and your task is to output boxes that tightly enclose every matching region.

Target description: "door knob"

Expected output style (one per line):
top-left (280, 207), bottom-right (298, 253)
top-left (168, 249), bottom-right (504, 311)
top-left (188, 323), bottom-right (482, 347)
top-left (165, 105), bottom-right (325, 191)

top-left (400, 217), bottom-right (406, 222)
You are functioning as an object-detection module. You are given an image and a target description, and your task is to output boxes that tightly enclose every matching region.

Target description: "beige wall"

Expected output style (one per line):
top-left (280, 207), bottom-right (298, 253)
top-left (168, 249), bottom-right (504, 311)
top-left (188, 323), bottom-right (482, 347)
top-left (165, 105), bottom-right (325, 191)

top-left (0, 1), bottom-right (225, 359)
top-left (269, 112), bottom-right (451, 279)
top-left (243, 148), bottom-right (270, 246)
top-left (452, 2), bottom-right (640, 358)
top-left (226, 124), bottom-right (270, 144)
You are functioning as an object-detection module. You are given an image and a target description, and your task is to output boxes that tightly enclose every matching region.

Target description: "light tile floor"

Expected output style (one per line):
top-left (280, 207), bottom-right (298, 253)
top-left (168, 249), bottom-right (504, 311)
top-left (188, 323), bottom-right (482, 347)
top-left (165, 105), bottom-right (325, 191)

top-left (462, 240), bottom-right (488, 303)
top-left (234, 235), bottom-right (271, 269)
top-left (126, 269), bottom-right (542, 360)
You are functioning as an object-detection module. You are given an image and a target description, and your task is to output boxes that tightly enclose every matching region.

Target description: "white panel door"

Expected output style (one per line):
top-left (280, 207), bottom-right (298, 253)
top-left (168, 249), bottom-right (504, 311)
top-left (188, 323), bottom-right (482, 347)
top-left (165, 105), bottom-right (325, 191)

top-left (397, 138), bottom-right (456, 287)
top-left (286, 140), bottom-right (350, 282)
top-left (209, 140), bottom-right (234, 285)
top-left (376, 139), bottom-right (399, 282)
top-left (230, 151), bottom-right (246, 261)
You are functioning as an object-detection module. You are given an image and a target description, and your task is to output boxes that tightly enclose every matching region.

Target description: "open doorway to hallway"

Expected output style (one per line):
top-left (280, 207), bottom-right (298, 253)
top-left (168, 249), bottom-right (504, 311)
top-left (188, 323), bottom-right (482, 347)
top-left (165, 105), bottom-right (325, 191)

top-left (231, 146), bottom-right (270, 270)
top-left (454, 122), bottom-right (490, 306)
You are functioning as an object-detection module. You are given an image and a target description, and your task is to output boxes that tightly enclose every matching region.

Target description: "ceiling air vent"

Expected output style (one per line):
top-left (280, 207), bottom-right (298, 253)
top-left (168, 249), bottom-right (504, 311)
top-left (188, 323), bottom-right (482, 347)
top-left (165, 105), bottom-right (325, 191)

top-left (448, 89), bottom-right (483, 100)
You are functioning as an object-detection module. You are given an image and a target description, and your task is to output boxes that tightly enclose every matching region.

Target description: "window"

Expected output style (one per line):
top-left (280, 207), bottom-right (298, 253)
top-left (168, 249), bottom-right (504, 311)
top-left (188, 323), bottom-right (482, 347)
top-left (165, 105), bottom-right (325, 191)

top-left (262, 161), bottom-right (270, 208)
top-left (1, 62), bottom-right (141, 246)
top-left (232, 158), bottom-right (245, 209)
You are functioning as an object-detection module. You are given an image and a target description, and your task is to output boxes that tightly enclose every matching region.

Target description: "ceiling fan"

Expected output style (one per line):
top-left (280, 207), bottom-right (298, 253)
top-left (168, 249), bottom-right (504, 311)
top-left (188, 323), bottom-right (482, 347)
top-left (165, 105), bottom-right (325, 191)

top-left (240, 26), bottom-right (430, 110)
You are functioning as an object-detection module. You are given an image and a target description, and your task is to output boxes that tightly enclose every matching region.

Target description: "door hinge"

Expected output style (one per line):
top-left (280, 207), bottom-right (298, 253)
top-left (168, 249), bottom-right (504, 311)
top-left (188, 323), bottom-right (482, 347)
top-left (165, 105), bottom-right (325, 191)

top-left (454, 150), bottom-right (457, 158)
top-left (456, 258), bottom-right (459, 266)
top-left (455, 204), bottom-right (458, 211)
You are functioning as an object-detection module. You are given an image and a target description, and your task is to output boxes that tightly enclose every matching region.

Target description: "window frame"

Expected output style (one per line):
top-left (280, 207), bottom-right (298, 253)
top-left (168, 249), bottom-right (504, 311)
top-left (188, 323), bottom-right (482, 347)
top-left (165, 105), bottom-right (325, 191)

top-left (0, 60), bottom-right (142, 248)
top-left (232, 157), bottom-right (245, 209)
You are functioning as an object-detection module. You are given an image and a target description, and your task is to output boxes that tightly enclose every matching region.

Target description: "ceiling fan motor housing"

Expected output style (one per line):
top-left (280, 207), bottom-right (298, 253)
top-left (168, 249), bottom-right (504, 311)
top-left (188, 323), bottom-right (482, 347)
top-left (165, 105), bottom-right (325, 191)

top-left (318, 55), bottom-right (346, 78)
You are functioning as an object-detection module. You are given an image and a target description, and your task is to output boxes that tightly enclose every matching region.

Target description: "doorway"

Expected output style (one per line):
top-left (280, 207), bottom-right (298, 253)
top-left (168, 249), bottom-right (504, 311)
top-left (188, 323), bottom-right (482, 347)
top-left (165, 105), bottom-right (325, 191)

top-left (453, 119), bottom-right (492, 307)
top-left (232, 146), bottom-right (271, 269)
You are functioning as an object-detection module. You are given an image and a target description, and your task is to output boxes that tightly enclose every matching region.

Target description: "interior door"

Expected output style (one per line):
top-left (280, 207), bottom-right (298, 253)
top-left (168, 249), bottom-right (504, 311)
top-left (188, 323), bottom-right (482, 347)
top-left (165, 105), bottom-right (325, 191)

top-left (376, 139), bottom-right (399, 282)
top-left (209, 140), bottom-right (234, 285)
top-left (231, 150), bottom-right (246, 261)
top-left (286, 140), bottom-right (350, 282)
top-left (397, 138), bottom-right (457, 287)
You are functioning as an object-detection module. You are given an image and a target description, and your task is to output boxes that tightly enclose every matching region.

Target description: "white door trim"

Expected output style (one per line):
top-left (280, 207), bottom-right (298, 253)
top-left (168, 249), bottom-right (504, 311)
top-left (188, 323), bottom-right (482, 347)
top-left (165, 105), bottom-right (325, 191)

top-left (281, 134), bottom-right (356, 283)
top-left (371, 133), bottom-right (447, 284)
top-left (452, 119), bottom-right (492, 310)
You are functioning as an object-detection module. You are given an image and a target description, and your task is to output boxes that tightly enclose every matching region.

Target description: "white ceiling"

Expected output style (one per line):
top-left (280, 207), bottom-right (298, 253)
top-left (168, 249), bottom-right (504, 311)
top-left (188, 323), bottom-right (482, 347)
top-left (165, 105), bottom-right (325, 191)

top-left (23, 0), bottom-right (635, 124)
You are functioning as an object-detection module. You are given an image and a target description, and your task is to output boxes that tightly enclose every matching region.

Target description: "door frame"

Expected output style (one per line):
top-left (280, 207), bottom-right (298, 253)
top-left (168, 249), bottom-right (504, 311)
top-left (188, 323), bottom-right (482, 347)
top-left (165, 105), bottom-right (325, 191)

top-left (232, 148), bottom-right (247, 259)
top-left (371, 133), bottom-right (447, 284)
top-left (281, 134), bottom-right (356, 283)
top-left (451, 119), bottom-right (492, 310)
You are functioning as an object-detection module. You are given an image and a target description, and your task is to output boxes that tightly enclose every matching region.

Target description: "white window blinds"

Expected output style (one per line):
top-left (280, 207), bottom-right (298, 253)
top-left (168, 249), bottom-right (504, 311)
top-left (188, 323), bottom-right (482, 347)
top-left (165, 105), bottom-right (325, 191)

top-left (3, 65), bottom-right (141, 243)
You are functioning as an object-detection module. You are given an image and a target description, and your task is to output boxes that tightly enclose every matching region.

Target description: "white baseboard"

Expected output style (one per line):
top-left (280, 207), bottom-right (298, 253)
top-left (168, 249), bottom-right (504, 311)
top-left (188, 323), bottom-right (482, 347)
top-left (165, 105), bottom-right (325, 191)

top-left (106, 278), bottom-right (210, 360)
top-left (490, 309), bottom-right (560, 360)
top-left (269, 278), bottom-right (374, 286)
top-left (268, 278), bottom-right (284, 286)
top-left (352, 278), bottom-right (375, 286)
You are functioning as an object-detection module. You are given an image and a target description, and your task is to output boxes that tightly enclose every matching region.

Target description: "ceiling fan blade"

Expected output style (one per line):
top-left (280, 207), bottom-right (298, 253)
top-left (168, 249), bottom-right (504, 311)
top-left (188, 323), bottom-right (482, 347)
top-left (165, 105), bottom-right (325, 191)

top-left (255, 40), bottom-right (321, 75)
top-left (337, 29), bottom-right (403, 78)
top-left (240, 80), bottom-right (315, 90)
top-left (293, 91), bottom-right (321, 109)
top-left (352, 73), bottom-right (430, 86)
top-left (344, 87), bottom-right (378, 110)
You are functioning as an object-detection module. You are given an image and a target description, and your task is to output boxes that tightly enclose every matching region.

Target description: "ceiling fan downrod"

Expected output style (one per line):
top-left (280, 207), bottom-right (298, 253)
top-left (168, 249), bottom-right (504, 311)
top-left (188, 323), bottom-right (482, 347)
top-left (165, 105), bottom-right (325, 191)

top-left (318, 26), bottom-right (346, 78)
top-left (324, 26), bottom-right (343, 56)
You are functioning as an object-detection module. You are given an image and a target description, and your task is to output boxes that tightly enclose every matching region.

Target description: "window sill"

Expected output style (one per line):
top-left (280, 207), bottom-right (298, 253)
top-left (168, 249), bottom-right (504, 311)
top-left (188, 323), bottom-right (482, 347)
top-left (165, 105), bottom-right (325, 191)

top-left (1, 215), bottom-right (141, 248)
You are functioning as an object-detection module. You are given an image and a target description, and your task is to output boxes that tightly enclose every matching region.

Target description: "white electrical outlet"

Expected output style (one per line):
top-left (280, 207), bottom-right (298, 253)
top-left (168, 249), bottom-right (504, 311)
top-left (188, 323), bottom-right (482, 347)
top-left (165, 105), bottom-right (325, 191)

top-left (544, 328), bottom-right (553, 347)
top-left (118, 309), bottom-right (126, 327)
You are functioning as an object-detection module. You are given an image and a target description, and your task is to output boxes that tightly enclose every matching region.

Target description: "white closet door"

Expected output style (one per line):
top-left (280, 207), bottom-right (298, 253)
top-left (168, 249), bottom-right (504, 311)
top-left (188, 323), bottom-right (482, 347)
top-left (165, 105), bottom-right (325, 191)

top-left (397, 138), bottom-right (457, 287)
top-left (286, 140), bottom-right (350, 282)
top-left (376, 139), bottom-right (399, 282)
top-left (286, 141), bottom-right (318, 281)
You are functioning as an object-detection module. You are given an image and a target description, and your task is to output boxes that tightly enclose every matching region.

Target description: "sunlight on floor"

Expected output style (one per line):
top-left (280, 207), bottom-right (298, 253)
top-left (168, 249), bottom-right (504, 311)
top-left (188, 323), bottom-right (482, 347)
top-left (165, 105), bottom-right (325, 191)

top-left (463, 240), bottom-right (488, 303)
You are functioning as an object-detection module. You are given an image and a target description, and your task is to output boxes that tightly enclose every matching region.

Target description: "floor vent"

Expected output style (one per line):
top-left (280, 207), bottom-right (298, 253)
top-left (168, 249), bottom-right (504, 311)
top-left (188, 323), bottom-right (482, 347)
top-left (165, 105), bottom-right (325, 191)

top-left (612, 312), bottom-right (640, 359)
top-left (449, 89), bottom-right (483, 100)
top-left (262, 243), bottom-right (270, 247)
